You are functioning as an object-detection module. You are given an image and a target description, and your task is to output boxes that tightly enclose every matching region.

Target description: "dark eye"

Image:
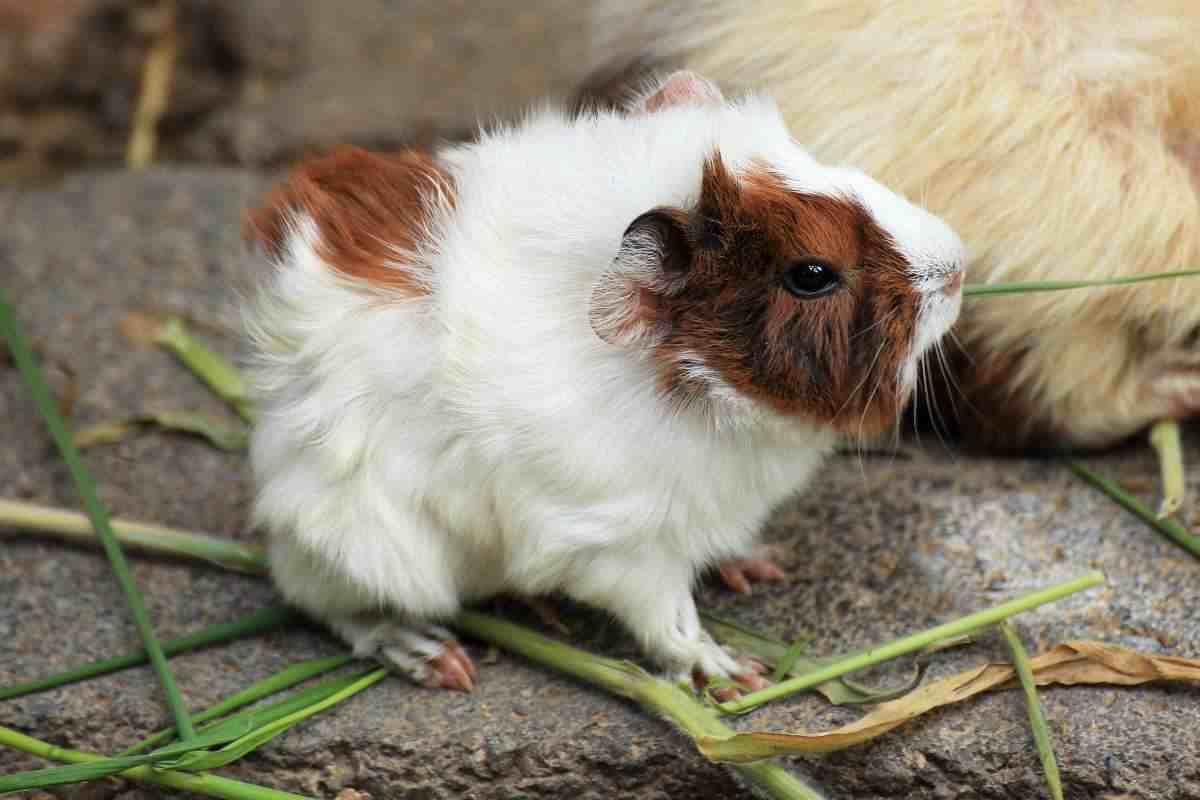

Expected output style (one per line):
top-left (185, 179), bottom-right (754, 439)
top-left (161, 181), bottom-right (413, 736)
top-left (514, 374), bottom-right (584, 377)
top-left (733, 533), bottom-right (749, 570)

top-left (782, 260), bottom-right (840, 298)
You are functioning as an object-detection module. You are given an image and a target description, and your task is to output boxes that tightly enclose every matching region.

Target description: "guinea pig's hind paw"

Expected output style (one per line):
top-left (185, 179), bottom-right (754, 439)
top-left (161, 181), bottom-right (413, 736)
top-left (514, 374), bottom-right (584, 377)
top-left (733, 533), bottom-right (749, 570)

top-left (374, 624), bottom-right (478, 692)
top-left (715, 545), bottom-right (788, 594)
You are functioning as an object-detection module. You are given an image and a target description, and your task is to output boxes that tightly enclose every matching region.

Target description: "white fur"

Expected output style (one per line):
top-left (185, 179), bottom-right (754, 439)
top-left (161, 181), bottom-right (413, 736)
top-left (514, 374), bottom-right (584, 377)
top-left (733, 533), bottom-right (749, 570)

top-left (243, 92), bottom-right (963, 680)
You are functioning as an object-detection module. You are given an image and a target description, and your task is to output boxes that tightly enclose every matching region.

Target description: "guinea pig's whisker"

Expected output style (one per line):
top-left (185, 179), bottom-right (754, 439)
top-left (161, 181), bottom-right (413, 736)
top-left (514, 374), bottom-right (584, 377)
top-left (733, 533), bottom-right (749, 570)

top-left (921, 355), bottom-right (953, 453)
top-left (855, 339), bottom-right (891, 446)
top-left (849, 310), bottom-right (897, 343)
top-left (946, 327), bottom-right (974, 366)
top-left (836, 310), bottom-right (898, 418)
top-left (837, 333), bottom-right (891, 423)
top-left (933, 337), bottom-right (988, 424)
top-left (933, 341), bottom-right (965, 424)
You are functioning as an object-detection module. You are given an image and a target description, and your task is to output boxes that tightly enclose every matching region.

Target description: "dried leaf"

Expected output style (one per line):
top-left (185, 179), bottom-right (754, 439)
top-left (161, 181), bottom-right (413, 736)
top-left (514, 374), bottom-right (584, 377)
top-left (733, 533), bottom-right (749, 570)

top-left (73, 410), bottom-right (248, 451)
top-left (118, 310), bottom-right (169, 349)
top-left (697, 641), bottom-right (1200, 762)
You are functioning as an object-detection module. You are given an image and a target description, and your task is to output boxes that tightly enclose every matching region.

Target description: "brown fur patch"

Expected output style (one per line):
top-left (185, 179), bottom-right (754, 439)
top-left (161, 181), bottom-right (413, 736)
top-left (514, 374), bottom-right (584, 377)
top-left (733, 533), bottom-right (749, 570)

top-left (649, 157), bottom-right (918, 436)
top-left (243, 146), bottom-right (453, 291)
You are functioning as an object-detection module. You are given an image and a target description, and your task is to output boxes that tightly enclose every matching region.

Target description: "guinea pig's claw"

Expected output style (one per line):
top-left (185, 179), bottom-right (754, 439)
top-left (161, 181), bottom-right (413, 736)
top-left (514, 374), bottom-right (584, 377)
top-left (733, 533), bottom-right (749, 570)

top-left (425, 643), bottom-right (477, 692)
top-left (693, 660), bottom-right (772, 701)
top-left (716, 548), bottom-right (788, 594)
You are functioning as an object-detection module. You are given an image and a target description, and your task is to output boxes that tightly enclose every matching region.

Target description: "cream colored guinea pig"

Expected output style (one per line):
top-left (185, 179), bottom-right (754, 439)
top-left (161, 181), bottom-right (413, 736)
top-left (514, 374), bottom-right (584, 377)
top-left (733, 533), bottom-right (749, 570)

top-left (591, 0), bottom-right (1200, 450)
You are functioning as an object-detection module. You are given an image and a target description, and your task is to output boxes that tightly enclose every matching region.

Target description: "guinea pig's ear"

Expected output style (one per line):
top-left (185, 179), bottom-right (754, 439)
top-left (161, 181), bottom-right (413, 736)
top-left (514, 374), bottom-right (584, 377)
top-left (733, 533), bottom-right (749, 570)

top-left (631, 70), bottom-right (725, 114)
top-left (589, 209), bottom-right (691, 348)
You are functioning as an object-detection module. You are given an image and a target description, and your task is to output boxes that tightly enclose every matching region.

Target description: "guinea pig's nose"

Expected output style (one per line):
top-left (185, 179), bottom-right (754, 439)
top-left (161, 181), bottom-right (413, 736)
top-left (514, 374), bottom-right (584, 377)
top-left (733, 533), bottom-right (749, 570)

top-left (941, 270), bottom-right (963, 297)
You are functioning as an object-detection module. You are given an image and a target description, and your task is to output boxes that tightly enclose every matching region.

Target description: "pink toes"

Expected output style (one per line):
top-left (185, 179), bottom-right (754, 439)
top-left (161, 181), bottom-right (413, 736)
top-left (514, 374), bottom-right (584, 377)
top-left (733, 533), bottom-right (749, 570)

top-left (694, 657), bottom-right (772, 701)
top-left (717, 553), bottom-right (787, 594)
top-left (424, 640), bottom-right (478, 692)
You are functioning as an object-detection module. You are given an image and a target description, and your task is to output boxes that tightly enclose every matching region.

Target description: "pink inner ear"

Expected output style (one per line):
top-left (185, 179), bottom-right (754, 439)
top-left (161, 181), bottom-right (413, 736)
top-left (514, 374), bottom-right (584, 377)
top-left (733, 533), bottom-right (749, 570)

top-left (639, 71), bottom-right (725, 113)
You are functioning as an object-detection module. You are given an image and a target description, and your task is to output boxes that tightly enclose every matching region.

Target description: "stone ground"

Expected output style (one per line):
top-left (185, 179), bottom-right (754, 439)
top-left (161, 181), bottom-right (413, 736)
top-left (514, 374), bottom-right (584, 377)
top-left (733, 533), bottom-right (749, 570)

top-left (2, 3), bottom-right (1200, 800)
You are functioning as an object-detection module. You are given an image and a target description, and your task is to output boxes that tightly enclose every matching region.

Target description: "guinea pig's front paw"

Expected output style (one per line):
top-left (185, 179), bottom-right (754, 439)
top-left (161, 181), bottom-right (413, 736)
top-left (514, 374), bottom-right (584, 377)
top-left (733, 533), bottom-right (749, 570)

top-left (692, 654), bottom-right (772, 702)
top-left (667, 631), bottom-right (771, 700)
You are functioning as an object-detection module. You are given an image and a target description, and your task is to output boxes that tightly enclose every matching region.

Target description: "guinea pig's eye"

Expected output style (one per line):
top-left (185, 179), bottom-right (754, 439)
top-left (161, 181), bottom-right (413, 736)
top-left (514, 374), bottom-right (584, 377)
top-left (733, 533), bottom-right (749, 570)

top-left (782, 260), bottom-right (840, 298)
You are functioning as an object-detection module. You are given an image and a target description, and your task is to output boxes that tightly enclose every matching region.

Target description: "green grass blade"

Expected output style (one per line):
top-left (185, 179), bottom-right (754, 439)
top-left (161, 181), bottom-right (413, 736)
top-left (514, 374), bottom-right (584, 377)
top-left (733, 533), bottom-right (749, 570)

top-left (454, 611), bottom-right (827, 800)
top-left (155, 317), bottom-right (255, 422)
top-left (963, 269), bottom-right (1200, 297)
top-left (120, 654), bottom-right (356, 755)
top-left (0, 724), bottom-right (314, 800)
top-left (74, 410), bottom-right (249, 452)
top-left (717, 571), bottom-right (1106, 714)
top-left (0, 498), bottom-right (269, 574)
top-left (184, 669), bottom-right (371, 745)
top-left (164, 669), bottom-right (388, 772)
top-left (1069, 461), bottom-right (1200, 561)
top-left (702, 613), bottom-right (922, 705)
top-left (999, 621), bottom-right (1063, 800)
top-left (0, 291), bottom-right (195, 740)
top-left (0, 756), bottom-right (170, 793)
top-left (0, 606), bottom-right (295, 701)
top-left (770, 639), bottom-right (811, 684)
top-left (1149, 421), bottom-right (1185, 518)
top-left (0, 719), bottom-right (255, 793)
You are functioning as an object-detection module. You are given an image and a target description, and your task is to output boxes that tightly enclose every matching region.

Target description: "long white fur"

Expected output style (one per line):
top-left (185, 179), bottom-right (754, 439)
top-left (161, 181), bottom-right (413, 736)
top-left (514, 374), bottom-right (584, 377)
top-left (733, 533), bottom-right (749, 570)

top-left (592, 0), bottom-right (1200, 446)
top-left (243, 90), bottom-right (963, 680)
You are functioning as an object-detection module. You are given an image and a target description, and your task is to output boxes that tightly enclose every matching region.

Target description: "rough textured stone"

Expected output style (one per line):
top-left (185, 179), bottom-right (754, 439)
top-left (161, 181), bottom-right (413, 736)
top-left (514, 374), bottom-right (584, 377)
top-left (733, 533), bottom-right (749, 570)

top-left (178, 0), bottom-right (595, 167)
top-left (1, 169), bottom-right (1198, 799)
top-left (0, 0), bottom-right (594, 182)
top-left (0, 0), bottom-right (243, 183)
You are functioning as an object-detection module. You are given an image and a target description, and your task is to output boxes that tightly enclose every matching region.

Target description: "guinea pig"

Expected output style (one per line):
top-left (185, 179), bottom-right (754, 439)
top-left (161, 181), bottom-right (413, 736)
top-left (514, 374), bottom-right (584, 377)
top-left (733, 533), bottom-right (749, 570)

top-left (239, 71), bottom-right (965, 692)
top-left (589, 0), bottom-right (1200, 451)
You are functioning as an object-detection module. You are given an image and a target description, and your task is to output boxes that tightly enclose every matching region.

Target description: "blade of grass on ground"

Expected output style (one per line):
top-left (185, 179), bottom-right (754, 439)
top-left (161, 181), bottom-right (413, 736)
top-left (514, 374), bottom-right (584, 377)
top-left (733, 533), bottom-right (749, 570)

top-left (0, 497), bottom-right (268, 575)
top-left (0, 606), bottom-right (294, 701)
top-left (120, 654), bottom-right (356, 754)
top-left (716, 571), bottom-right (1106, 714)
top-left (17, 670), bottom-right (374, 793)
top-left (163, 668), bottom-right (387, 772)
top-left (0, 719), bottom-right (256, 792)
top-left (963, 269), bottom-right (1200, 297)
top-left (154, 317), bottom-right (254, 422)
top-left (452, 610), bottom-right (827, 800)
top-left (1069, 461), bottom-right (1200, 561)
top-left (1148, 421), bottom-right (1185, 518)
top-left (1000, 621), bottom-right (1063, 800)
top-left (0, 290), bottom-right (195, 740)
top-left (0, 724), bottom-right (313, 800)
top-left (74, 410), bottom-right (248, 452)
top-left (694, 638), bottom-right (1200, 763)
top-left (5, 665), bottom-right (369, 790)
top-left (701, 613), bottom-right (924, 705)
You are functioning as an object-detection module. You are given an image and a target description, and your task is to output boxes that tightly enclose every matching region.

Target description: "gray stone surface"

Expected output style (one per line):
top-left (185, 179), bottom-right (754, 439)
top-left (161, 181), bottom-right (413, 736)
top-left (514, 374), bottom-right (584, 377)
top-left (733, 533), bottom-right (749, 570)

top-left (0, 0), bottom-right (595, 182)
top-left (2, 168), bottom-right (1199, 799)
top-left (179, 0), bottom-right (595, 167)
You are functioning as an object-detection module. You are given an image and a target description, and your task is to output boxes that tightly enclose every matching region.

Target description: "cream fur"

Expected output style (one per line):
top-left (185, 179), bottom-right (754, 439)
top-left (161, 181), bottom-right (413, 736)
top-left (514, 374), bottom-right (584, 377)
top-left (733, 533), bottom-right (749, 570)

top-left (242, 92), bottom-right (963, 683)
top-left (594, 0), bottom-right (1200, 446)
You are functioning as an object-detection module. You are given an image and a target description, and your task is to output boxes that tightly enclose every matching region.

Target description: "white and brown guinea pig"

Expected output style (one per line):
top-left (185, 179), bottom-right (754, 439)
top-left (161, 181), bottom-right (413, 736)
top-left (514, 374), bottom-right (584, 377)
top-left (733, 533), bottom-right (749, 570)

top-left (590, 0), bottom-right (1200, 451)
top-left (239, 71), bottom-right (964, 692)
